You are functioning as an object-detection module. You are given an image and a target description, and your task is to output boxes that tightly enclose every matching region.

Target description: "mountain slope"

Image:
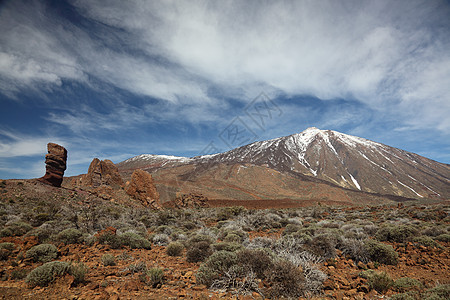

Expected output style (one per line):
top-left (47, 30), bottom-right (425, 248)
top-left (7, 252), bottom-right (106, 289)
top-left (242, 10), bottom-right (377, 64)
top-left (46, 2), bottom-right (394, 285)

top-left (117, 128), bottom-right (450, 200)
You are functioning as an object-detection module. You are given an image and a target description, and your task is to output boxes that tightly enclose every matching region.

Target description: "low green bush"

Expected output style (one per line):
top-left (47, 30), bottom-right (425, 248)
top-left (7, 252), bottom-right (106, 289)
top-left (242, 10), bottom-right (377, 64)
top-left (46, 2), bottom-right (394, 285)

top-left (364, 239), bottom-right (398, 265)
top-left (265, 259), bottom-right (305, 299)
top-left (196, 251), bottom-right (238, 287)
top-left (423, 284), bottom-right (450, 299)
top-left (392, 277), bottom-right (423, 292)
top-left (147, 267), bottom-right (164, 288)
top-left (97, 232), bottom-right (151, 249)
top-left (435, 234), bottom-right (450, 242)
top-left (390, 292), bottom-right (418, 300)
top-left (236, 248), bottom-right (273, 279)
top-left (367, 271), bottom-right (393, 293)
top-left (25, 261), bottom-right (71, 287)
top-left (306, 233), bottom-right (338, 259)
top-left (0, 221), bottom-right (33, 237)
top-left (25, 244), bottom-right (58, 263)
top-left (101, 254), bottom-right (116, 266)
top-left (121, 232), bottom-right (152, 249)
top-left (376, 225), bottom-right (417, 243)
top-left (70, 262), bottom-right (88, 285)
top-left (185, 235), bottom-right (213, 263)
top-left (282, 224), bottom-right (302, 236)
top-left (11, 269), bottom-right (28, 280)
top-left (212, 242), bottom-right (243, 252)
top-left (25, 261), bottom-right (87, 287)
top-left (412, 236), bottom-right (439, 248)
top-left (166, 242), bottom-right (184, 257)
top-left (0, 242), bottom-right (15, 260)
top-left (56, 228), bottom-right (83, 245)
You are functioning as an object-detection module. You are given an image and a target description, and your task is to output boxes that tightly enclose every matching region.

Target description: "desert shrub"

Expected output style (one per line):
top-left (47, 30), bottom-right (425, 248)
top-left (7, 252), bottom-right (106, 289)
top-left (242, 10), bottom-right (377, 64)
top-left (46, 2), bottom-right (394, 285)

top-left (282, 224), bottom-right (302, 236)
top-left (216, 206), bottom-right (246, 221)
top-left (156, 210), bottom-right (176, 226)
top-left (392, 292), bottom-right (420, 300)
top-left (0, 242), bottom-right (15, 252)
top-left (101, 254), bottom-right (116, 266)
top-left (392, 277), bottom-right (423, 292)
top-left (25, 261), bottom-right (71, 287)
top-left (11, 269), bottom-right (28, 280)
top-left (435, 234), bottom-right (450, 242)
top-left (421, 226), bottom-right (446, 237)
top-left (364, 239), bottom-right (398, 265)
top-left (306, 233), bottom-right (338, 259)
top-left (166, 242), bottom-right (184, 256)
top-left (0, 242), bottom-right (15, 260)
top-left (212, 242), bottom-right (243, 252)
top-left (56, 228), bottom-right (83, 245)
top-left (0, 221), bottom-right (33, 237)
top-left (423, 284), bottom-right (450, 299)
top-left (236, 248), bottom-right (273, 279)
top-left (70, 262), bottom-right (88, 285)
top-left (154, 225), bottom-right (172, 235)
top-left (25, 244), bottom-right (58, 263)
top-left (210, 265), bottom-right (260, 296)
top-left (152, 233), bottom-right (170, 246)
top-left (246, 236), bottom-right (274, 249)
top-left (294, 251), bottom-right (328, 296)
top-left (146, 268), bottom-right (164, 288)
top-left (120, 232), bottom-right (151, 249)
top-left (127, 261), bottom-right (147, 274)
top-left (272, 235), bottom-right (305, 257)
top-left (265, 259), bottom-right (305, 299)
top-left (186, 241), bottom-right (213, 263)
top-left (219, 229), bottom-right (248, 244)
top-left (186, 234), bottom-right (214, 245)
top-left (196, 251), bottom-right (238, 287)
top-left (185, 234), bottom-right (214, 263)
top-left (376, 225), bottom-right (418, 243)
top-left (366, 271), bottom-right (393, 293)
top-left (97, 232), bottom-right (123, 249)
top-left (340, 238), bottom-right (369, 263)
top-left (412, 236), bottom-right (439, 248)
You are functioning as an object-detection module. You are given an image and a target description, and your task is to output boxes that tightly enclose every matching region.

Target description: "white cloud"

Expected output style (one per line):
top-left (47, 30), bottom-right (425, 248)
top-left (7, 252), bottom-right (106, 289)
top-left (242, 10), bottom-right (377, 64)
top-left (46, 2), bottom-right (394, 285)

top-left (0, 130), bottom-right (66, 158)
top-left (1, 0), bottom-right (449, 132)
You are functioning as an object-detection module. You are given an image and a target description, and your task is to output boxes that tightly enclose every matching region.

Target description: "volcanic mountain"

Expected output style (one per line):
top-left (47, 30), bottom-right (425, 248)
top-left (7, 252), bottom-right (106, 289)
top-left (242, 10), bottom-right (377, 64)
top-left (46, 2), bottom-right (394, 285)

top-left (117, 127), bottom-right (450, 202)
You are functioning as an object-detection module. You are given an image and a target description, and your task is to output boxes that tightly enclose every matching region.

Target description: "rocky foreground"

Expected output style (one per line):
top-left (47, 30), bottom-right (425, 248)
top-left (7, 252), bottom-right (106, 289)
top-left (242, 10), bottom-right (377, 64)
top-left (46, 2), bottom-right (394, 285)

top-left (0, 179), bottom-right (449, 299)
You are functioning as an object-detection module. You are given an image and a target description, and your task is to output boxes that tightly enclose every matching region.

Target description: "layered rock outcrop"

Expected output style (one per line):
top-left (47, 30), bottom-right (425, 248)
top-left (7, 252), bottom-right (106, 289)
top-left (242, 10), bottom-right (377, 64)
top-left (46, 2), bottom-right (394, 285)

top-left (39, 143), bottom-right (67, 187)
top-left (126, 169), bottom-right (160, 209)
top-left (82, 158), bottom-right (124, 188)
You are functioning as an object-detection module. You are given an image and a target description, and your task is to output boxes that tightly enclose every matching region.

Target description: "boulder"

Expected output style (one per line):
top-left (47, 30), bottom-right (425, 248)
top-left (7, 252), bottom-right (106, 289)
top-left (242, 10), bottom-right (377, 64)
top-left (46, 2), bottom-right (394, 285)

top-left (174, 193), bottom-right (208, 208)
top-left (39, 143), bottom-right (67, 187)
top-left (82, 158), bottom-right (124, 188)
top-left (126, 169), bottom-right (160, 209)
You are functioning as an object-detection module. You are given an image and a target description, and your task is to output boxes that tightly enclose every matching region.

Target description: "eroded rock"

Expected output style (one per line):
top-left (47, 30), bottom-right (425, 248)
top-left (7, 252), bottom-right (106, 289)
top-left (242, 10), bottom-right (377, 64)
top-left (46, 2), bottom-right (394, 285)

top-left (82, 158), bottom-right (124, 188)
top-left (39, 143), bottom-right (67, 187)
top-left (126, 169), bottom-right (160, 209)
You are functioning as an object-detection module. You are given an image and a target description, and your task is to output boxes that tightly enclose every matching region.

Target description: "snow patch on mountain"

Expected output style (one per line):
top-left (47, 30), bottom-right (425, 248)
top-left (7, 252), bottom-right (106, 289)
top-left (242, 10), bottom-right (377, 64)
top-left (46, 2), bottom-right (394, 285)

top-left (349, 173), bottom-right (361, 190)
top-left (397, 181), bottom-right (423, 198)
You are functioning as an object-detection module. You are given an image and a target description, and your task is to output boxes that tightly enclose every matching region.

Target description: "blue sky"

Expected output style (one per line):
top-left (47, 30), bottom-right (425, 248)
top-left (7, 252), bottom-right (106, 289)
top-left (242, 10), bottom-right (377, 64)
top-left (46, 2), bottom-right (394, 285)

top-left (1, 0), bottom-right (449, 179)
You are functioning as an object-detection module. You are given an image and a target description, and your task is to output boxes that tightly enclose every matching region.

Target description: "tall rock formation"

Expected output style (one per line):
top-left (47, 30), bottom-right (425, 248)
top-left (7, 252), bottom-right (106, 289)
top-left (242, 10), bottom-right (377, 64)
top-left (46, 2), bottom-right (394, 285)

top-left (82, 158), bottom-right (124, 188)
top-left (39, 143), bottom-right (67, 187)
top-left (126, 169), bottom-right (160, 209)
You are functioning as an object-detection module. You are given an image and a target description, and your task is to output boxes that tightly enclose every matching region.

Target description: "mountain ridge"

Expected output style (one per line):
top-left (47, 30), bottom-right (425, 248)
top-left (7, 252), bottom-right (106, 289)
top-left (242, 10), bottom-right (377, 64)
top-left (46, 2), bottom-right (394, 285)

top-left (117, 127), bottom-right (450, 200)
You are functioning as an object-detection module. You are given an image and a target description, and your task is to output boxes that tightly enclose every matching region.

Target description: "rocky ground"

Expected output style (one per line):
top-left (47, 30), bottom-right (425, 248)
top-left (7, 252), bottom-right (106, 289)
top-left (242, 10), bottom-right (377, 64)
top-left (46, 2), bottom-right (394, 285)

top-left (0, 179), bottom-right (449, 299)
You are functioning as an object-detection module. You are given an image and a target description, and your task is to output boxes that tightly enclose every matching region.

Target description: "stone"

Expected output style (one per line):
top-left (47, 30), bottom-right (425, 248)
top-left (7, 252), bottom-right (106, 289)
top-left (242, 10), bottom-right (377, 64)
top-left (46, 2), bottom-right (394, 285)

top-left (83, 158), bottom-right (124, 188)
top-left (126, 169), bottom-right (160, 209)
top-left (174, 193), bottom-right (208, 208)
top-left (38, 143), bottom-right (67, 187)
